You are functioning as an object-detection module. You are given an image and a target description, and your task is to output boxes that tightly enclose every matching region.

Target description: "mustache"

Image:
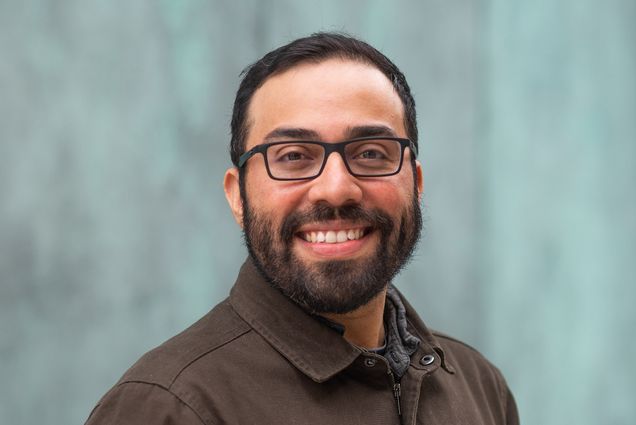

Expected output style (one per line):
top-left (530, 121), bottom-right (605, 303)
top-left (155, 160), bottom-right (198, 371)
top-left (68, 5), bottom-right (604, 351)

top-left (280, 203), bottom-right (393, 243)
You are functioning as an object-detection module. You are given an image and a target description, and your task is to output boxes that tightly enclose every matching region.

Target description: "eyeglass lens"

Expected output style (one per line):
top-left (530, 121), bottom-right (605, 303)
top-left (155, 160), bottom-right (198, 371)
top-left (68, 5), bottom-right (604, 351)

top-left (265, 139), bottom-right (403, 179)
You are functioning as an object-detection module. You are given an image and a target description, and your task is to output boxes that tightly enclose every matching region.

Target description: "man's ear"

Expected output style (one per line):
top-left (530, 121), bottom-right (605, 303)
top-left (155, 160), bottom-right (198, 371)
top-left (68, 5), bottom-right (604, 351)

top-left (224, 167), bottom-right (244, 228)
top-left (415, 160), bottom-right (424, 201)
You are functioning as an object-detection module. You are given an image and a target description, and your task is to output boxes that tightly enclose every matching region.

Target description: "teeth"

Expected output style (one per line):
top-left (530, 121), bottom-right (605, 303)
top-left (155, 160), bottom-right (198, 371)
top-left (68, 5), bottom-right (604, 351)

top-left (301, 228), bottom-right (366, 244)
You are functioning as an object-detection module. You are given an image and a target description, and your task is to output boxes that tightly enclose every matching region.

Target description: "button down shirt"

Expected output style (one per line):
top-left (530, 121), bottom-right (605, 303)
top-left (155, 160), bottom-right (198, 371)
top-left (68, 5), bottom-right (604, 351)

top-left (85, 259), bottom-right (519, 425)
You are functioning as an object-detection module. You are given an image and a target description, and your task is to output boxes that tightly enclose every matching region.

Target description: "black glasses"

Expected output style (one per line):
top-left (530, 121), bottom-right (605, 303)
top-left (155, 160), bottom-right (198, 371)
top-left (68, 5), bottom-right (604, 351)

top-left (237, 137), bottom-right (417, 181)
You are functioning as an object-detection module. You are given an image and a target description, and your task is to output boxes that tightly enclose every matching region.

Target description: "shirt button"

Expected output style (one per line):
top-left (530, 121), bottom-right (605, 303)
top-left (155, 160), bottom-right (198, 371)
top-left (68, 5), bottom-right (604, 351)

top-left (364, 358), bottom-right (377, 367)
top-left (420, 354), bottom-right (435, 365)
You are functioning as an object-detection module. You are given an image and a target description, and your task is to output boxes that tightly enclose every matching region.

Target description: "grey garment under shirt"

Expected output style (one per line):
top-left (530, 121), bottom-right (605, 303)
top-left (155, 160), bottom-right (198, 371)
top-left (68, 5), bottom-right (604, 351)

top-left (381, 285), bottom-right (421, 379)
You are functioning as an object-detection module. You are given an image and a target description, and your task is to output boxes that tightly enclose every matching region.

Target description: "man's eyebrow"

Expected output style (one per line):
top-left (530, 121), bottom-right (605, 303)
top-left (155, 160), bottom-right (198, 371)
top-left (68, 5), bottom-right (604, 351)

top-left (345, 125), bottom-right (399, 139)
top-left (264, 128), bottom-right (321, 141)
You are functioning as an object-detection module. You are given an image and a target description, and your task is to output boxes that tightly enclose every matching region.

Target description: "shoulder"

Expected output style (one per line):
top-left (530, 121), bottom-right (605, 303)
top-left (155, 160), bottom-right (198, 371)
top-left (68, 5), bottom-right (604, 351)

top-left (119, 298), bottom-right (252, 389)
top-left (432, 329), bottom-right (507, 383)
top-left (431, 330), bottom-right (518, 423)
top-left (399, 292), bottom-right (509, 387)
top-left (86, 299), bottom-right (254, 424)
top-left (432, 330), bottom-right (496, 365)
top-left (85, 380), bottom-right (208, 425)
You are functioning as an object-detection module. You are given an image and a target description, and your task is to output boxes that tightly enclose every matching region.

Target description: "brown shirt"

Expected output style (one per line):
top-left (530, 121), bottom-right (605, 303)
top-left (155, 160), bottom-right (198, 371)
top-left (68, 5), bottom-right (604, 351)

top-left (85, 259), bottom-right (519, 425)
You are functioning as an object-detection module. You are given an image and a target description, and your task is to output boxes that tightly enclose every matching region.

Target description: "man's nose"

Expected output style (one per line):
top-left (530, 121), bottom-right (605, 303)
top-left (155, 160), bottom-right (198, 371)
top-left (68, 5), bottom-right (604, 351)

top-left (306, 152), bottom-right (363, 207)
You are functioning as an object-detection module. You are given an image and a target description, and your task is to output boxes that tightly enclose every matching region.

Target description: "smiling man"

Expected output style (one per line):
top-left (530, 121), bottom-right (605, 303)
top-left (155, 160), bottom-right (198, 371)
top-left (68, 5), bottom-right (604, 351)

top-left (85, 33), bottom-right (519, 425)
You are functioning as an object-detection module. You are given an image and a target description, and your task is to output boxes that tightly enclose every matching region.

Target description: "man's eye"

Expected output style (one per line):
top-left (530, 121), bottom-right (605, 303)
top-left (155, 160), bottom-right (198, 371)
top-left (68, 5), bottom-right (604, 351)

top-left (269, 144), bottom-right (320, 166)
top-left (349, 142), bottom-right (392, 161)
top-left (276, 151), bottom-right (313, 162)
top-left (283, 151), bottom-right (305, 161)
top-left (353, 148), bottom-right (389, 160)
top-left (358, 150), bottom-right (385, 159)
top-left (272, 149), bottom-right (316, 164)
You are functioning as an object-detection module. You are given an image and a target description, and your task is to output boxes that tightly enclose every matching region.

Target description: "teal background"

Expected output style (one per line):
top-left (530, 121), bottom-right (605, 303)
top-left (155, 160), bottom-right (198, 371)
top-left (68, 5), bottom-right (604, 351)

top-left (1, 1), bottom-right (634, 424)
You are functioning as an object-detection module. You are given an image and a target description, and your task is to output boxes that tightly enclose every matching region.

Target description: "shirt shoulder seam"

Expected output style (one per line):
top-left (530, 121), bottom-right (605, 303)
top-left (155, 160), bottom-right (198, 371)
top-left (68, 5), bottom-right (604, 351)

top-left (431, 330), bottom-right (508, 385)
top-left (169, 324), bottom-right (253, 386)
top-left (119, 318), bottom-right (253, 389)
top-left (430, 330), bottom-right (484, 355)
top-left (113, 381), bottom-right (217, 425)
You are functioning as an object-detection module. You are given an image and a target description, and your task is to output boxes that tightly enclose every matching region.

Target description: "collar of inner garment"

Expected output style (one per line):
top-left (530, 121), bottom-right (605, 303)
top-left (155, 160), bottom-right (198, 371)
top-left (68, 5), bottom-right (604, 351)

top-left (382, 285), bottom-right (421, 379)
top-left (312, 286), bottom-right (421, 379)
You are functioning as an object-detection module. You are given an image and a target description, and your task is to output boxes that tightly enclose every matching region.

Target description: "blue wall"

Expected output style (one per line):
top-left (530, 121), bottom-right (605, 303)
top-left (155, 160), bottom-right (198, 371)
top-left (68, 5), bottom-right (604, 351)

top-left (1, 1), bottom-right (634, 424)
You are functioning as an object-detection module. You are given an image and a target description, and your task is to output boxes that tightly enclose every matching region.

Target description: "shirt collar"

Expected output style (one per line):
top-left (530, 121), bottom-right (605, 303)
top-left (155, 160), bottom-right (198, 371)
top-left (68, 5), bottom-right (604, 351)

top-left (229, 259), bottom-right (361, 383)
top-left (229, 258), bottom-right (454, 381)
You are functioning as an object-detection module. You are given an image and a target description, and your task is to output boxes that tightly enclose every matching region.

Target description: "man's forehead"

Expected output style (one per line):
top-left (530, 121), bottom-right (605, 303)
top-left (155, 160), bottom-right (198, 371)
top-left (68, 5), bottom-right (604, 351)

top-left (245, 58), bottom-right (405, 146)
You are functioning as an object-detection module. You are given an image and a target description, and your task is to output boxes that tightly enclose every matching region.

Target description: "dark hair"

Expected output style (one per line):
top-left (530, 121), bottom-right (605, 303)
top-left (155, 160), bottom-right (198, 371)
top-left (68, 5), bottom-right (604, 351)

top-left (229, 32), bottom-right (418, 166)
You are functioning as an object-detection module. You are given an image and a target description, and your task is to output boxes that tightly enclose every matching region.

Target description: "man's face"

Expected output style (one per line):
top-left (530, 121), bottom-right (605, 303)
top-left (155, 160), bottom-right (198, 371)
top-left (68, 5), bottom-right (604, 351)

top-left (225, 58), bottom-right (423, 314)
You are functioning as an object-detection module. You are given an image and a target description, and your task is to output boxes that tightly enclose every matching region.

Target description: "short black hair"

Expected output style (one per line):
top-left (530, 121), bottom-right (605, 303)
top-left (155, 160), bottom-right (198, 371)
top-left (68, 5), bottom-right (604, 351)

top-left (229, 32), bottom-right (418, 166)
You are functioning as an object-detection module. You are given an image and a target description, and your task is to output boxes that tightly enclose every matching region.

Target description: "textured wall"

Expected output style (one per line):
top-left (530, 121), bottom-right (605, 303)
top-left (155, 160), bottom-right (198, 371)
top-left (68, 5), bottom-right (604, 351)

top-left (1, 1), bottom-right (634, 424)
top-left (483, 1), bottom-right (636, 422)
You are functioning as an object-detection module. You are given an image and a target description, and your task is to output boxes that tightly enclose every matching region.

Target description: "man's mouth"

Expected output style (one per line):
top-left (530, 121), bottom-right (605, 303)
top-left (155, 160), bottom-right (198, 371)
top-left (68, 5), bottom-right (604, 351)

top-left (298, 228), bottom-right (369, 244)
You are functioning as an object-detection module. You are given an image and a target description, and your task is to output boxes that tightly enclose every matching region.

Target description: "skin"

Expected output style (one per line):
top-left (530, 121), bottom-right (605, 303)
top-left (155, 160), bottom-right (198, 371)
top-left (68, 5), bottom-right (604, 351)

top-left (224, 58), bottom-right (423, 348)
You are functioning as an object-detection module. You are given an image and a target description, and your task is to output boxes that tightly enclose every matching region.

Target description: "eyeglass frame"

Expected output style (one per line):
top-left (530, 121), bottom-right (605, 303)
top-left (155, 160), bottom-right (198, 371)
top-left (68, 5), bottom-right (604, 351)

top-left (237, 136), bottom-right (418, 181)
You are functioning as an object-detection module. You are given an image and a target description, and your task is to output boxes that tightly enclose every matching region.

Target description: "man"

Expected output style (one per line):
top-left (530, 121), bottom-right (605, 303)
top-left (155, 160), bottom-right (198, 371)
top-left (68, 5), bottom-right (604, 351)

top-left (86, 33), bottom-right (519, 424)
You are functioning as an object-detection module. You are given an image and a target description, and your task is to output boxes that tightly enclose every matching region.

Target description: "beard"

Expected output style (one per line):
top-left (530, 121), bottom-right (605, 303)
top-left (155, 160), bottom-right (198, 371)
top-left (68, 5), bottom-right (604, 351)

top-left (242, 190), bottom-right (422, 315)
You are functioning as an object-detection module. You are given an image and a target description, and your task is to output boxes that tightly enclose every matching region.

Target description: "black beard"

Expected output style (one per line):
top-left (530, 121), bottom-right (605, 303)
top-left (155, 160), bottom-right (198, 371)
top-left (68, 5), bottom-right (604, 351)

top-left (242, 197), bottom-right (422, 315)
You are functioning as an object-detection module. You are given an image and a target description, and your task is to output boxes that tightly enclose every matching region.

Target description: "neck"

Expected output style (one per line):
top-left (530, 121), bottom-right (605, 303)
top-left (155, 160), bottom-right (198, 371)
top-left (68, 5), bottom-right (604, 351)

top-left (321, 288), bottom-right (387, 349)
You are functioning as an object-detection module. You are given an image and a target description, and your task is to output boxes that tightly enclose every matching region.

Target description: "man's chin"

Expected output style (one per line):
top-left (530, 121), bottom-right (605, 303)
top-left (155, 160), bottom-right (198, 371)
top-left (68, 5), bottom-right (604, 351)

top-left (243, 200), bottom-right (421, 315)
top-left (277, 253), bottom-right (387, 314)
